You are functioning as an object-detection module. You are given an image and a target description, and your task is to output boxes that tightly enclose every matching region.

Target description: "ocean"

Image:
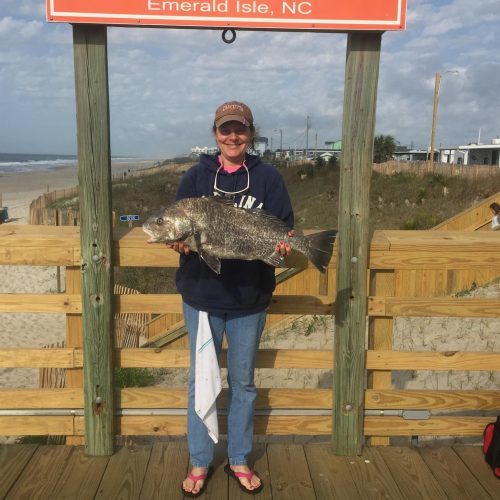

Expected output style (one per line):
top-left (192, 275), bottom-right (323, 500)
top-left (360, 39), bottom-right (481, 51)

top-left (0, 153), bottom-right (141, 175)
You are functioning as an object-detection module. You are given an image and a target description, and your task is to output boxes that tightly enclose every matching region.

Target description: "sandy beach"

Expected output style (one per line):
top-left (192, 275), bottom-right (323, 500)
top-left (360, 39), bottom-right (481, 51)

top-left (0, 159), bottom-right (158, 223)
top-left (0, 160), bottom-right (160, 392)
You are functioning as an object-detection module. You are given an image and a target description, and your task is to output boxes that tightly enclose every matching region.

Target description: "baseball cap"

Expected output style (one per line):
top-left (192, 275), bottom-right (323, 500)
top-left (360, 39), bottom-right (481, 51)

top-left (214, 101), bottom-right (253, 128)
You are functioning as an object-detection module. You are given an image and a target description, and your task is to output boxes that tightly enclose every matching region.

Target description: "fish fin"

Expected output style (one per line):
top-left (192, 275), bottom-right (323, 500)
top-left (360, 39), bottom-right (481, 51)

top-left (210, 196), bottom-right (236, 206)
top-left (247, 208), bottom-right (291, 231)
top-left (191, 230), bottom-right (220, 273)
top-left (209, 198), bottom-right (291, 231)
top-left (262, 251), bottom-right (286, 268)
top-left (199, 250), bottom-right (221, 274)
top-left (305, 230), bottom-right (337, 273)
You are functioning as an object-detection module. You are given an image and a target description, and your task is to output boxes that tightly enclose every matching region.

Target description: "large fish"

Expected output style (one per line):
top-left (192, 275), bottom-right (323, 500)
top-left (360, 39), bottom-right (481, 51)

top-left (143, 197), bottom-right (336, 274)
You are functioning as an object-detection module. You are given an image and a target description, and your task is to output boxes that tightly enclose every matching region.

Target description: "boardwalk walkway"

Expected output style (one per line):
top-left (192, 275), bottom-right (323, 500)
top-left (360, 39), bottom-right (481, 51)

top-left (1, 443), bottom-right (498, 499)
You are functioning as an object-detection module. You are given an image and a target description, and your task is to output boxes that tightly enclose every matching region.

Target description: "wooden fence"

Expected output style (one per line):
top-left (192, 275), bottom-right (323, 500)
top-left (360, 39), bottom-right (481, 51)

top-left (28, 162), bottom-right (179, 225)
top-left (0, 225), bottom-right (499, 443)
top-left (373, 160), bottom-right (500, 179)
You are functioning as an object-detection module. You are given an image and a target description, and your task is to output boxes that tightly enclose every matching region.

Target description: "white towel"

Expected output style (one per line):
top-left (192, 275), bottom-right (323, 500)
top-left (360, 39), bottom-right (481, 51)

top-left (195, 311), bottom-right (222, 443)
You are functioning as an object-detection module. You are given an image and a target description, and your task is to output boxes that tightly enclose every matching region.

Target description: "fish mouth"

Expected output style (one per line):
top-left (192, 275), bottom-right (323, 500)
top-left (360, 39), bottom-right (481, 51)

top-left (142, 227), bottom-right (158, 243)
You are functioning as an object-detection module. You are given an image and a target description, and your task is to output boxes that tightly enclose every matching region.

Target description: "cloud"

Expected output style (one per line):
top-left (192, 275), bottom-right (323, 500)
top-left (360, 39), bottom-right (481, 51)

top-left (0, 1), bottom-right (499, 157)
top-left (0, 16), bottom-right (43, 40)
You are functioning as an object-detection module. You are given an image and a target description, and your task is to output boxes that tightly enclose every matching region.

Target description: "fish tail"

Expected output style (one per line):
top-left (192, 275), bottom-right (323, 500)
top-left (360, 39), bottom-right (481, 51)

top-left (304, 230), bottom-right (337, 273)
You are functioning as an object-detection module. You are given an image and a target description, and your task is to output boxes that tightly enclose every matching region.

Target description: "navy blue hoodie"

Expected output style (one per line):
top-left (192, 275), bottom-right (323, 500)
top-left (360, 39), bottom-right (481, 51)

top-left (175, 153), bottom-right (294, 314)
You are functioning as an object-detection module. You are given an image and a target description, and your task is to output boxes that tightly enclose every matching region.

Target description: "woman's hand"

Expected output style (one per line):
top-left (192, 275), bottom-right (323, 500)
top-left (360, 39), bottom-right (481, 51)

top-left (275, 230), bottom-right (295, 257)
top-left (167, 241), bottom-right (191, 255)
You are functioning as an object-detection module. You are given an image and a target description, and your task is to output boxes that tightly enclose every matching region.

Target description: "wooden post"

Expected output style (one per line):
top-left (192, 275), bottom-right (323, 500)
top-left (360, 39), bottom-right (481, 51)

top-left (65, 266), bottom-right (85, 446)
top-left (73, 24), bottom-right (115, 455)
top-left (367, 269), bottom-right (394, 446)
top-left (333, 32), bottom-right (381, 456)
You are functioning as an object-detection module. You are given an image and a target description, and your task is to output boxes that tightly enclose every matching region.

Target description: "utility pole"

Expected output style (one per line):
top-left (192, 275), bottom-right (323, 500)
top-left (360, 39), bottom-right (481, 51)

top-left (429, 72), bottom-right (441, 170)
top-left (429, 70), bottom-right (459, 170)
top-left (280, 128), bottom-right (283, 152)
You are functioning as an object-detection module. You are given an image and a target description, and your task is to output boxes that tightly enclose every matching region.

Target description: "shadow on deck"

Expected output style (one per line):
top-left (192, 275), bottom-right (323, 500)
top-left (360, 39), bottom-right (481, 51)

top-left (1, 442), bottom-right (498, 499)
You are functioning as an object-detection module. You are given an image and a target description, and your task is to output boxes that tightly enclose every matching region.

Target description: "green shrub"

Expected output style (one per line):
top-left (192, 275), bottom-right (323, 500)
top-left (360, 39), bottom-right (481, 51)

top-left (114, 367), bottom-right (164, 388)
top-left (403, 215), bottom-right (438, 230)
top-left (417, 187), bottom-right (427, 204)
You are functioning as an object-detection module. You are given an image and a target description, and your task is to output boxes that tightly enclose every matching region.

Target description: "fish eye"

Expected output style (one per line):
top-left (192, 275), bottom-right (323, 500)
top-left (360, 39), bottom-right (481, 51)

top-left (156, 217), bottom-right (164, 226)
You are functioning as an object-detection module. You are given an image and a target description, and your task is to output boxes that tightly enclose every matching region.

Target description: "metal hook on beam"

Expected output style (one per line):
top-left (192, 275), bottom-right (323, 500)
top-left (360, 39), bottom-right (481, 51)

top-left (222, 29), bottom-right (236, 44)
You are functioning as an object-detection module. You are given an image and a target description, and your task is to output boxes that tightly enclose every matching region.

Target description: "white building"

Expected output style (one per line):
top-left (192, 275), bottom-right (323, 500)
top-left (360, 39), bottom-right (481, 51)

top-left (254, 137), bottom-right (268, 156)
top-left (456, 139), bottom-right (500, 166)
top-left (190, 146), bottom-right (218, 157)
top-left (439, 148), bottom-right (466, 164)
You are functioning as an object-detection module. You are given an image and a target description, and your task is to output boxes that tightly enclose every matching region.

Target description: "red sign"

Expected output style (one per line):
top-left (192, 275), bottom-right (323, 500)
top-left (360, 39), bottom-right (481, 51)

top-left (47, 0), bottom-right (406, 31)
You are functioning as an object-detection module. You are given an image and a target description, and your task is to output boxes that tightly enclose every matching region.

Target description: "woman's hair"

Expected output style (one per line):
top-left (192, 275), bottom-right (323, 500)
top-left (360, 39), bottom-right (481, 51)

top-left (490, 202), bottom-right (500, 214)
top-left (212, 123), bottom-right (256, 150)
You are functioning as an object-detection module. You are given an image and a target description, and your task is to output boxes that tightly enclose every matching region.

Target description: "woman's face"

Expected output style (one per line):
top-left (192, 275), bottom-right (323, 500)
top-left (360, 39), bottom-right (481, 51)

top-left (215, 121), bottom-right (252, 165)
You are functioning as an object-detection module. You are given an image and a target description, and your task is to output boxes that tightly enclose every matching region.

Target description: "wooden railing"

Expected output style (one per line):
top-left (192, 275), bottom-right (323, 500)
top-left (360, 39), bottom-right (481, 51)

top-left (373, 160), bottom-right (500, 179)
top-left (432, 192), bottom-right (498, 232)
top-left (0, 225), bottom-right (499, 442)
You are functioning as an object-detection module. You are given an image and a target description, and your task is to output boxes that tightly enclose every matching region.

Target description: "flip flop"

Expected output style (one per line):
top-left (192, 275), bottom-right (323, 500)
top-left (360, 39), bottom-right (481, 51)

top-left (181, 466), bottom-right (214, 498)
top-left (224, 463), bottom-right (264, 495)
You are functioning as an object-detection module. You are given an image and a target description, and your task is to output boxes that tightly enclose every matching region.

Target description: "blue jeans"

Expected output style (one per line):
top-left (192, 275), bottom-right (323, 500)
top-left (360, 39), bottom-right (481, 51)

top-left (183, 302), bottom-right (266, 468)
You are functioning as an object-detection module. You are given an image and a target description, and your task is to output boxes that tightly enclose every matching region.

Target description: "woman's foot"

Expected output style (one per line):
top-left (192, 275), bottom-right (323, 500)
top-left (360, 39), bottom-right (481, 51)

top-left (182, 466), bottom-right (211, 497)
top-left (225, 464), bottom-right (263, 494)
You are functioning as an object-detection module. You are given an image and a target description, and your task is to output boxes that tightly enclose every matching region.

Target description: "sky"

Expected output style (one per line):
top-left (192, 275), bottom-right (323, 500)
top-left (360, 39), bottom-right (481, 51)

top-left (0, 1), bottom-right (499, 159)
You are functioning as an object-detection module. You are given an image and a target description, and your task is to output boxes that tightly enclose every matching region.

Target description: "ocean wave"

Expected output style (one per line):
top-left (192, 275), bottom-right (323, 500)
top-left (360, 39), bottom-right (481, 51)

top-left (0, 155), bottom-right (142, 175)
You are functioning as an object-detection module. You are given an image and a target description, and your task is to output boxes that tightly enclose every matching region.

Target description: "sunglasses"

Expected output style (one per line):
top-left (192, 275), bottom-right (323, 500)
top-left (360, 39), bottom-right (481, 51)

top-left (217, 124), bottom-right (250, 136)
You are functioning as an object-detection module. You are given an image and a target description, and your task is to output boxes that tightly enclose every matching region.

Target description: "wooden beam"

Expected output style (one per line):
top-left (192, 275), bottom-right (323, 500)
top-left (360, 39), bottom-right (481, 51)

top-left (73, 23), bottom-right (114, 456)
top-left (368, 270), bottom-right (394, 445)
top-left (0, 293), bottom-right (334, 315)
top-left (65, 266), bottom-right (85, 445)
top-left (0, 414), bottom-right (492, 437)
top-left (368, 296), bottom-right (500, 317)
top-left (3, 388), bottom-right (499, 411)
top-left (334, 31), bottom-right (382, 456)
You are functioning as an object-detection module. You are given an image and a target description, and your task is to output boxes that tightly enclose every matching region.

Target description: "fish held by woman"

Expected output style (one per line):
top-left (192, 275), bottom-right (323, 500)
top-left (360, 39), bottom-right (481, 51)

top-left (143, 197), bottom-right (336, 274)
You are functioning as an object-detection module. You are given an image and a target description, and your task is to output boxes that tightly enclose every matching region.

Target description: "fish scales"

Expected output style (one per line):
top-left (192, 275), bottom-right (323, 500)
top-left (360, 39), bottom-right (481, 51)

top-left (143, 197), bottom-right (336, 274)
top-left (182, 198), bottom-right (292, 259)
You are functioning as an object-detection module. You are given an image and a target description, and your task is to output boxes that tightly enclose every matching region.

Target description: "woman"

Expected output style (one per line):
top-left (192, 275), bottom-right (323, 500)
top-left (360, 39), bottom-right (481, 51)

top-left (490, 202), bottom-right (500, 231)
top-left (174, 101), bottom-right (294, 496)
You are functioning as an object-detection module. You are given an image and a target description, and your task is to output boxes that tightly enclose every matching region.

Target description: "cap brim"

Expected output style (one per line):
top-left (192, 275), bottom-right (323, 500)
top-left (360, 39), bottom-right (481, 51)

top-left (215, 114), bottom-right (251, 128)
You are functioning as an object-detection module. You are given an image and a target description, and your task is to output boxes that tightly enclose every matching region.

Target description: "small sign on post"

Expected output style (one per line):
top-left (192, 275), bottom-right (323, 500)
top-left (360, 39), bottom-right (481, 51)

top-left (47, 0), bottom-right (406, 32)
top-left (120, 214), bottom-right (140, 227)
top-left (119, 215), bottom-right (140, 222)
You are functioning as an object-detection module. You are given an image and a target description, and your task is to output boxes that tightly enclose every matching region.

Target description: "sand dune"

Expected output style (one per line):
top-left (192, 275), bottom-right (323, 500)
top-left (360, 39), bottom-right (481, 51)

top-left (0, 160), bottom-right (158, 389)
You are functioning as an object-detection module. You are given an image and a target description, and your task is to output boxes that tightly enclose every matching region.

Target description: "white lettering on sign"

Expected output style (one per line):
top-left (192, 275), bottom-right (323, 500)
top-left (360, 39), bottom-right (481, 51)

top-left (236, 1), bottom-right (270, 14)
top-left (148, 0), bottom-right (229, 13)
top-left (282, 1), bottom-right (313, 15)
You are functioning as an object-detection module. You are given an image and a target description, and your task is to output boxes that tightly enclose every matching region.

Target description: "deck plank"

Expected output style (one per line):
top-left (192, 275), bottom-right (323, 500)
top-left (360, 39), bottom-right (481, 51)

top-left (344, 447), bottom-right (405, 499)
top-left (202, 442), bottom-right (228, 500)
top-left (51, 446), bottom-right (109, 500)
top-left (267, 443), bottom-right (316, 499)
top-left (139, 442), bottom-right (188, 499)
top-left (453, 445), bottom-right (500, 499)
top-left (227, 443), bottom-right (272, 500)
top-left (0, 443), bottom-right (497, 499)
top-left (374, 447), bottom-right (447, 499)
top-left (304, 443), bottom-right (360, 499)
top-left (0, 444), bottom-right (39, 499)
top-left (5, 444), bottom-right (73, 500)
top-left (419, 446), bottom-right (491, 499)
top-left (94, 445), bottom-right (152, 500)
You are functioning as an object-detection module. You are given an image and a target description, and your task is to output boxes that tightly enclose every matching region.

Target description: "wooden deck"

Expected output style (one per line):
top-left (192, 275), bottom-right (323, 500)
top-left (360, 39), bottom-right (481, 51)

top-left (1, 443), bottom-right (498, 499)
